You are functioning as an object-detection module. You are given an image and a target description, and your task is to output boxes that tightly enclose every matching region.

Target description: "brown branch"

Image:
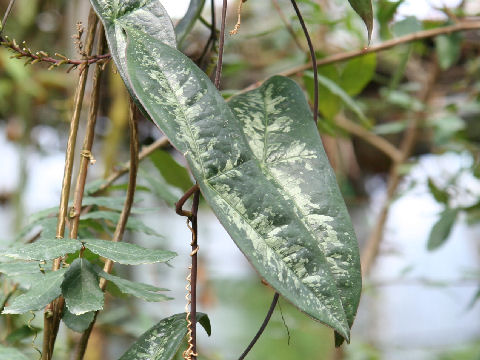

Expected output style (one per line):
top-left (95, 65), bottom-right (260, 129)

top-left (238, 20), bottom-right (480, 94)
top-left (176, 184), bottom-right (200, 217)
top-left (94, 137), bottom-right (170, 195)
top-left (335, 114), bottom-right (403, 163)
top-left (75, 98), bottom-right (139, 360)
top-left (271, 0), bottom-right (305, 52)
top-left (0, 0), bottom-right (15, 36)
top-left (70, 27), bottom-right (106, 239)
top-left (361, 59), bottom-right (440, 276)
top-left (214, 0), bottom-right (227, 89)
top-left (42, 9), bottom-right (98, 360)
top-left (0, 37), bottom-right (110, 71)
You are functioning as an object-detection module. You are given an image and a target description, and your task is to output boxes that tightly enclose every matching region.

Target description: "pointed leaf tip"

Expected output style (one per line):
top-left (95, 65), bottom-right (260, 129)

top-left (348, 0), bottom-right (373, 43)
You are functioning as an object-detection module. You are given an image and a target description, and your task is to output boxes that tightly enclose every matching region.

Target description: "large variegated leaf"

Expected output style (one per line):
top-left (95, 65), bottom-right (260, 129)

top-left (89, 0), bottom-right (176, 127)
top-left (123, 30), bottom-right (360, 341)
top-left (119, 313), bottom-right (210, 360)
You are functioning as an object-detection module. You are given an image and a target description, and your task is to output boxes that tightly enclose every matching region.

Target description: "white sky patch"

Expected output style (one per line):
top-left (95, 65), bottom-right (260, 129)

top-left (397, 0), bottom-right (463, 19)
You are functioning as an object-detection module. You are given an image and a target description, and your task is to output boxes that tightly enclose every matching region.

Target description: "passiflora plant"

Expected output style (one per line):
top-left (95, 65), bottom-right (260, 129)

top-left (0, 0), bottom-right (373, 358)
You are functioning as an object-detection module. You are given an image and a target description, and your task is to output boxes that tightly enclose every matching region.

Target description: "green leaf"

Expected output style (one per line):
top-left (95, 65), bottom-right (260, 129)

top-left (6, 325), bottom-right (42, 344)
top-left (304, 65), bottom-right (342, 121)
top-left (427, 208), bottom-right (459, 251)
top-left (124, 26), bottom-right (360, 342)
top-left (175, 0), bottom-right (206, 49)
top-left (347, 0), bottom-right (373, 42)
top-left (150, 150), bottom-right (193, 192)
top-left (89, 0), bottom-right (176, 128)
top-left (376, 0), bottom-right (405, 39)
top-left (98, 271), bottom-right (171, 302)
top-left (0, 238), bottom-right (82, 261)
top-left (61, 258), bottom-right (104, 315)
top-left (82, 238), bottom-right (176, 265)
top-left (392, 16), bottom-right (422, 36)
top-left (119, 313), bottom-right (210, 360)
top-left (435, 32), bottom-right (462, 70)
top-left (340, 53), bottom-right (376, 96)
top-left (0, 262), bottom-right (44, 276)
top-left (427, 178), bottom-right (449, 205)
top-left (80, 210), bottom-right (162, 237)
top-left (2, 268), bottom-right (66, 314)
top-left (305, 71), bottom-right (369, 126)
top-left (62, 307), bottom-right (95, 333)
top-left (0, 345), bottom-right (30, 360)
top-left (140, 168), bottom-right (180, 206)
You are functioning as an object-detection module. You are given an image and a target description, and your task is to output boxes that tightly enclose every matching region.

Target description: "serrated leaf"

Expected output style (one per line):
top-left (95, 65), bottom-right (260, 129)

top-left (82, 238), bottom-right (176, 265)
top-left (119, 313), bottom-right (210, 360)
top-left (62, 307), bottom-right (95, 333)
top-left (0, 345), bottom-right (30, 360)
top-left (89, 0), bottom-right (176, 127)
top-left (175, 0), bottom-right (206, 49)
top-left (124, 26), bottom-right (360, 342)
top-left (427, 208), bottom-right (459, 251)
top-left (0, 238), bottom-right (82, 261)
top-left (0, 262), bottom-right (44, 276)
top-left (61, 258), bottom-right (104, 315)
top-left (347, 0), bottom-right (373, 42)
top-left (98, 271), bottom-right (171, 302)
top-left (2, 268), bottom-right (66, 314)
top-left (150, 150), bottom-right (193, 192)
top-left (80, 210), bottom-right (162, 237)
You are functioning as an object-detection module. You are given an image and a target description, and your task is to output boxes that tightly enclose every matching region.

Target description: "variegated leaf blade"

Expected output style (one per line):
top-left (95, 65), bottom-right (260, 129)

top-left (125, 31), bottom-right (357, 341)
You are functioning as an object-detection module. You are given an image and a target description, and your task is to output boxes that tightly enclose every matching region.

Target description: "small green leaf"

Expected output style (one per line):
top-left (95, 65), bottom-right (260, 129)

top-left (0, 238), bottom-right (81, 261)
top-left (305, 71), bottom-right (369, 126)
top-left (2, 268), bottom-right (66, 314)
top-left (435, 32), bottom-right (462, 70)
top-left (0, 262), bottom-right (44, 276)
top-left (119, 313), bottom-right (210, 360)
top-left (0, 345), bottom-right (30, 360)
top-left (427, 178), bottom-right (449, 205)
top-left (150, 150), bottom-right (193, 192)
top-left (140, 168), bottom-right (180, 206)
top-left (61, 258), bottom-right (104, 315)
top-left (82, 238), bottom-right (176, 265)
top-left (347, 0), bottom-right (373, 42)
top-left (98, 271), bottom-right (171, 302)
top-left (175, 0), bottom-right (206, 49)
top-left (80, 211), bottom-right (162, 237)
top-left (340, 53), bottom-right (376, 96)
top-left (392, 16), bottom-right (422, 36)
top-left (62, 307), bottom-right (95, 333)
top-left (427, 208), bottom-right (459, 251)
top-left (6, 325), bottom-right (42, 344)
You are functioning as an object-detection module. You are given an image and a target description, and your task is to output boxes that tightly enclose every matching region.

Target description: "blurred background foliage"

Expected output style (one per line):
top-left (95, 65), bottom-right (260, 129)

top-left (0, 0), bottom-right (480, 359)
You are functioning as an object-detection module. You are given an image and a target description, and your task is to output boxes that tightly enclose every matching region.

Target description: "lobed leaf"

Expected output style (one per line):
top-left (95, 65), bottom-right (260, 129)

top-left (98, 271), bottom-right (171, 302)
top-left (2, 268), bottom-right (66, 314)
top-left (119, 313), bottom-right (210, 360)
top-left (0, 238), bottom-right (82, 261)
top-left (124, 29), bottom-right (360, 342)
top-left (82, 238), bottom-right (176, 265)
top-left (61, 258), bottom-right (104, 315)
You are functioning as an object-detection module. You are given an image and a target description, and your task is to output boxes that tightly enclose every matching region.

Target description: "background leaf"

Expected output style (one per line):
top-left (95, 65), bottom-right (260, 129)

top-left (82, 238), bottom-right (176, 265)
top-left (175, 0), bottom-right (206, 49)
top-left (119, 313), bottom-right (210, 360)
top-left (2, 268), bottom-right (66, 314)
top-left (427, 208), bottom-right (459, 251)
top-left (340, 53), bottom-right (376, 96)
top-left (149, 150), bottom-right (193, 192)
top-left (61, 258), bottom-right (104, 315)
top-left (0, 345), bottom-right (30, 360)
top-left (98, 271), bottom-right (171, 302)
